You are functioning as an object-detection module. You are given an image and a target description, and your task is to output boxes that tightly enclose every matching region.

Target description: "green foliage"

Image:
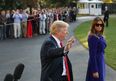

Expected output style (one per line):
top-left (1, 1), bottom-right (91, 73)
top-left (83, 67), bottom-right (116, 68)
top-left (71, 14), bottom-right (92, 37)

top-left (0, 0), bottom-right (78, 9)
top-left (0, 0), bottom-right (38, 10)
top-left (53, 0), bottom-right (69, 7)
top-left (104, 17), bottom-right (116, 70)
top-left (42, 0), bottom-right (71, 7)
top-left (74, 21), bottom-right (91, 48)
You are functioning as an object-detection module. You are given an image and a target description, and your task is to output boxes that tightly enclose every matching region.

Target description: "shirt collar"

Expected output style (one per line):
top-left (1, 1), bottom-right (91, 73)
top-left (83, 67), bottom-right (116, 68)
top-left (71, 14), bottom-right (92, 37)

top-left (52, 35), bottom-right (61, 47)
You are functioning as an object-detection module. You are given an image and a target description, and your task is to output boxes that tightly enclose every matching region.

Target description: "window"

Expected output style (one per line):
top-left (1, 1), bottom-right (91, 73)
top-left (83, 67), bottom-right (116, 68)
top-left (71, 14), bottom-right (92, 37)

top-left (78, 3), bottom-right (85, 9)
top-left (96, 4), bottom-right (101, 8)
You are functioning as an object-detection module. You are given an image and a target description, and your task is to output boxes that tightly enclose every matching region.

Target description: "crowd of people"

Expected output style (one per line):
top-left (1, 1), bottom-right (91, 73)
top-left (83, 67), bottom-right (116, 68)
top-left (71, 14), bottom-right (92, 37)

top-left (0, 7), bottom-right (77, 40)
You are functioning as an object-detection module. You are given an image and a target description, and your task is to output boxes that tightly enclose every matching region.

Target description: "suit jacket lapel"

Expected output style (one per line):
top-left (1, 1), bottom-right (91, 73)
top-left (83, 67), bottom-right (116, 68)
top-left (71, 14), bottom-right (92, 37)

top-left (49, 35), bottom-right (59, 48)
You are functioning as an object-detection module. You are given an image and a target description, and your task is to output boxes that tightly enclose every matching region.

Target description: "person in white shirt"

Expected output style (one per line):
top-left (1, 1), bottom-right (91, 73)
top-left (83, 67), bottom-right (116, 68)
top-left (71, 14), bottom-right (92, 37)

top-left (39, 11), bottom-right (46, 34)
top-left (13, 9), bottom-right (22, 38)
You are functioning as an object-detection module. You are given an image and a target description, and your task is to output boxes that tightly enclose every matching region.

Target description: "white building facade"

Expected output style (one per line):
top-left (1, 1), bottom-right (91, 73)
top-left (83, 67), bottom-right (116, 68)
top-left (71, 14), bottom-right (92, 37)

top-left (78, 0), bottom-right (103, 15)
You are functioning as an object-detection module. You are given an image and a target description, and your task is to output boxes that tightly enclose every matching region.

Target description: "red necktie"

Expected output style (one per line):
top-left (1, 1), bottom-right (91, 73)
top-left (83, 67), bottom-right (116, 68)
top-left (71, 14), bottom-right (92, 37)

top-left (60, 42), bottom-right (70, 81)
top-left (60, 42), bottom-right (63, 47)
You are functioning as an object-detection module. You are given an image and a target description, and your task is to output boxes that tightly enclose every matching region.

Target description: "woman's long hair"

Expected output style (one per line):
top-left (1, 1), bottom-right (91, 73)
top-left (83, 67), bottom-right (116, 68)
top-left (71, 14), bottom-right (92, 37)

top-left (89, 17), bottom-right (104, 37)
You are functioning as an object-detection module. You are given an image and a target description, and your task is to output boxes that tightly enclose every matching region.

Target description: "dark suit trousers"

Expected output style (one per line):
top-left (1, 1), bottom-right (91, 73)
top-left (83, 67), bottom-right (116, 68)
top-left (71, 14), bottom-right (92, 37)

top-left (62, 76), bottom-right (68, 81)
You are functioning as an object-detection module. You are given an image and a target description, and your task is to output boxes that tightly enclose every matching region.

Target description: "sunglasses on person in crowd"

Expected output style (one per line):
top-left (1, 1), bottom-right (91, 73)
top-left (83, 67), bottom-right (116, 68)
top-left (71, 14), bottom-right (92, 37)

top-left (95, 23), bottom-right (104, 27)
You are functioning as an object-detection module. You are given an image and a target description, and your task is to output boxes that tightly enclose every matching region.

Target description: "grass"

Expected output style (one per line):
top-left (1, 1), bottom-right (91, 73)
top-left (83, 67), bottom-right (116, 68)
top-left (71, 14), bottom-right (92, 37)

top-left (74, 16), bottom-right (116, 70)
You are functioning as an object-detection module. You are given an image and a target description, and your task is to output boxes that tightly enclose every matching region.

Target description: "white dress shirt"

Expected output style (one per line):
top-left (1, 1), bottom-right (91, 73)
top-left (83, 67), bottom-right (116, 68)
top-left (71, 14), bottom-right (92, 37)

top-left (52, 35), bottom-right (66, 76)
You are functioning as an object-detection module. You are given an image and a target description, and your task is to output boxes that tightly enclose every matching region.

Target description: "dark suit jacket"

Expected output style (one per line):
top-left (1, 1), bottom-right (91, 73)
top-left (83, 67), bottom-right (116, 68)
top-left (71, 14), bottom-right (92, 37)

top-left (40, 35), bottom-right (73, 81)
top-left (104, 10), bottom-right (109, 21)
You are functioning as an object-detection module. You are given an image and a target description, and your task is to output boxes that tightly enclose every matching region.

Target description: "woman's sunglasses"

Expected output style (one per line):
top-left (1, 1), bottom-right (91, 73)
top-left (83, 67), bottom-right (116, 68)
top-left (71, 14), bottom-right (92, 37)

top-left (95, 24), bottom-right (104, 27)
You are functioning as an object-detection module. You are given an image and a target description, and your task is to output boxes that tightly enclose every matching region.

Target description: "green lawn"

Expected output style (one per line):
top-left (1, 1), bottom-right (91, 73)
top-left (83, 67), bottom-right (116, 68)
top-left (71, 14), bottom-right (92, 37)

top-left (74, 16), bottom-right (116, 70)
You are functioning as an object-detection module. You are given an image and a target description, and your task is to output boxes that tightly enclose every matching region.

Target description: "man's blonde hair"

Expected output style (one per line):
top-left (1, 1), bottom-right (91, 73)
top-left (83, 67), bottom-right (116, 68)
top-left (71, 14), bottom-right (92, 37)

top-left (50, 20), bottom-right (69, 35)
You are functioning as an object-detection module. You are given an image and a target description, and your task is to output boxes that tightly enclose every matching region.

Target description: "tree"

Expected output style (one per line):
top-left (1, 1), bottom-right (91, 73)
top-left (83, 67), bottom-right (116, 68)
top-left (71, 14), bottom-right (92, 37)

top-left (112, 0), bottom-right (116, 2)
top-left (41, 0), bottom-right (71, 7)
top-left (103, 0), bottom-right (113, 3)
top-left (0, 0), bottom-right (39, 10)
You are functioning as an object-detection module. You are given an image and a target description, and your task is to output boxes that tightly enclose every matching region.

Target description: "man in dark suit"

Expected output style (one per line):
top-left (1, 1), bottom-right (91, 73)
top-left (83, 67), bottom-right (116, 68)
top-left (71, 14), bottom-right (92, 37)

top-left (40, 20), bottom-right (74, 81)
top-left (103, 6), bottom-right (109, 27)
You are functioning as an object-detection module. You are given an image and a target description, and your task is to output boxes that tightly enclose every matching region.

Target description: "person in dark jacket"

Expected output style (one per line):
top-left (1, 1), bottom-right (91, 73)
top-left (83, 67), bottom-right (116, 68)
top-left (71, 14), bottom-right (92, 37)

top-left (40, 20), bottom-right (74, 81)
top-left (103, 6), bottom-right (109, 27)
top-left (0, 10), bottom-right (7, 40)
